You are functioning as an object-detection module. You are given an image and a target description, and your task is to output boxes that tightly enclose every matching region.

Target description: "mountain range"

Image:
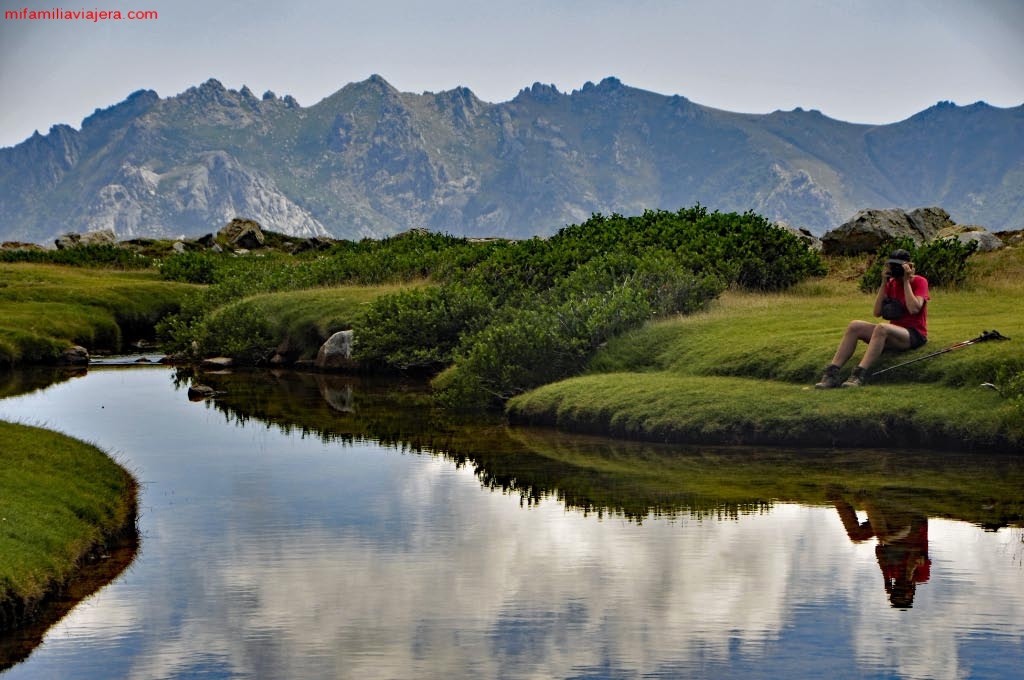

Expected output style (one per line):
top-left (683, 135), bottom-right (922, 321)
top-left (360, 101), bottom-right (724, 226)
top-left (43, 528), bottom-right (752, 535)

top-left (1, 75), bottom-right (1022, 244)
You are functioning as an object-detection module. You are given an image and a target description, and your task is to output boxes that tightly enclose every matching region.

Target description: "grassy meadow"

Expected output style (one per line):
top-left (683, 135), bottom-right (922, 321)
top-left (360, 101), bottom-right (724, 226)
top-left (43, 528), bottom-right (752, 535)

top-left (0, 421), bottom-right (137, 629)
top-left (507, 248), bottom-right (1024, 451)
top-left (0, 263), bottom-right (196, 367)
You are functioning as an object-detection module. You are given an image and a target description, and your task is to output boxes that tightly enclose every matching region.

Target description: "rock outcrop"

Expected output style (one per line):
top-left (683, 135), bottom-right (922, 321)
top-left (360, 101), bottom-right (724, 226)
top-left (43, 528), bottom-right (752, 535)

top-left (822, 207), bottom-right (958, 255)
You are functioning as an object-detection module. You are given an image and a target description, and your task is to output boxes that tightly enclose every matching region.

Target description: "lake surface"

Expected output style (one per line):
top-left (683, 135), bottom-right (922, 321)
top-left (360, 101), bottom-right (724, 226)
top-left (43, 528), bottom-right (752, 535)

top-left (1, 365), bottom-right (1022, 679)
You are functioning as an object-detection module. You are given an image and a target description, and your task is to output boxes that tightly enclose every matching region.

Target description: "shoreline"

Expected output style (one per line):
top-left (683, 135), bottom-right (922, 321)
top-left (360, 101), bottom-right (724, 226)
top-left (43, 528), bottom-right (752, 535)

top-left (0, 422), bottom-right (139, 635)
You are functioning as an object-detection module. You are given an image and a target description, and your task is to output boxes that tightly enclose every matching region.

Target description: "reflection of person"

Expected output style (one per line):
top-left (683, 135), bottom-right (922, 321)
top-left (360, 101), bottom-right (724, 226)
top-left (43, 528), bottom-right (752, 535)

top-left (815, 249), bottom-right (929, 388)
top-left (830, 492), bottom-right (930, 608)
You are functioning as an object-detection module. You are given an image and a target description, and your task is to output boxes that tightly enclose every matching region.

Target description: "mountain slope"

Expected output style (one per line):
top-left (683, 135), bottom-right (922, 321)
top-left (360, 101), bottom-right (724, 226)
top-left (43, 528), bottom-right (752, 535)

top-left (2, 76), bottom-right (1021, 243)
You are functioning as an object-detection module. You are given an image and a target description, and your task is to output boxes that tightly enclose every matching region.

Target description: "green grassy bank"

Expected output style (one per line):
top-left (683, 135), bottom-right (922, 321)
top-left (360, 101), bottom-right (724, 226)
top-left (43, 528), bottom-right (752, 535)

top-left (0, 421), bottom-right (138, 630)
top-left (507, 249), bottom-right (1024, 452)
top-left (0, 263), bottom-right (196, 368)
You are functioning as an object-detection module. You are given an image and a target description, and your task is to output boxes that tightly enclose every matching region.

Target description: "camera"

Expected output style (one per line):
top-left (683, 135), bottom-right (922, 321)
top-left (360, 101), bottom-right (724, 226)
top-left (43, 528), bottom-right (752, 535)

top-left (888, 262), bottom-right (905, 278)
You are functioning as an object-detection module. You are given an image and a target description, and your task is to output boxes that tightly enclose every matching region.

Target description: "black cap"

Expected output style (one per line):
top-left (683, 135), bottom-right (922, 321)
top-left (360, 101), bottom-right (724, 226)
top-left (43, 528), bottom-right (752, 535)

top-left (886, 248), bottom-right (911, 266)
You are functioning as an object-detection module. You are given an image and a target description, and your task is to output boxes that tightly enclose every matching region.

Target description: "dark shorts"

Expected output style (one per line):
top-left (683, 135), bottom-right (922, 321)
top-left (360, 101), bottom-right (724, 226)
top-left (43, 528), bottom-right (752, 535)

top-left (907, 328), bottom-right (927, 349)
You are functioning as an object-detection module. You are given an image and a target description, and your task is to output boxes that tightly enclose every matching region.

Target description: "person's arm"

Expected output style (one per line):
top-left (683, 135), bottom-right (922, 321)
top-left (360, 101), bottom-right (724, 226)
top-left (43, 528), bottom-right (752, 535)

top-left (901, 263), bottom-right (925, 314)
top-left (873, 270), bottom-right (891, 317)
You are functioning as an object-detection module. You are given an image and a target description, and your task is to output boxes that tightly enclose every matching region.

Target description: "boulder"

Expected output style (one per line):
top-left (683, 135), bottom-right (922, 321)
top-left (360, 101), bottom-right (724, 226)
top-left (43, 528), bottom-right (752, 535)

top-left (187, 384), bottom-right (217, 401)
top-left (937, 225), bottom-right (1004, 252)
top-left (775, 221), bottom-right (822, 251)
top-left (54, 228), bottom-right (118, 250)
top-left (1, 241), bottom-right (44, 251)
top-left (821, 207), bottom-right (955, 255)
top-left (57, 345), bottom-right (90, 366)
top-left (217, 218), bottom-right (265, 250)
top-left (202, 356), bottom-right (234, 369)
top-left (315, 330), bottom-right (355, 371)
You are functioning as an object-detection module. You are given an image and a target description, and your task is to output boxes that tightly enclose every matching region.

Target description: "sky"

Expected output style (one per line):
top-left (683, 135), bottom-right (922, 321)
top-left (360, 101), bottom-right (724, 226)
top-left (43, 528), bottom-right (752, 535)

top-left (1, 0), bottom-right (1022, 149)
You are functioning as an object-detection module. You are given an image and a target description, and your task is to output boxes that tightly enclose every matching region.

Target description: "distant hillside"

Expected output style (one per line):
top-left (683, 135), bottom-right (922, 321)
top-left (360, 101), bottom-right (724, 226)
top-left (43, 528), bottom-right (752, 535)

top-left (1, 76), bottom-right (1022, 243)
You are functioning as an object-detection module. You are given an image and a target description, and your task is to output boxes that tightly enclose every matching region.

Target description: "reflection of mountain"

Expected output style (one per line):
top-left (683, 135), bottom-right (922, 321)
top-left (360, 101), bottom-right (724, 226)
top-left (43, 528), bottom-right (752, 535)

top-left (187, 369), bottom-right (1024, 528)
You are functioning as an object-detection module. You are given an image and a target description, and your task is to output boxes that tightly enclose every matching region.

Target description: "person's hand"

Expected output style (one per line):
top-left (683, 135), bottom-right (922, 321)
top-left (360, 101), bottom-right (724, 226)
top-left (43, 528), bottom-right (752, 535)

top-left (903, 262), bottom-right (916, 277)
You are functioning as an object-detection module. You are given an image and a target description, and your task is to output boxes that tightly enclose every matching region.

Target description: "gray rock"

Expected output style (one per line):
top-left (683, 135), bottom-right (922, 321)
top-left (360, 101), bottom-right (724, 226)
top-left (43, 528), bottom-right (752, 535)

top-left (937, 225), bottom-right (1004, 252)
top-left (54, 228), bottom-right (118, 249)
top-left (315, 330), bottom-right (355, 371)
top-left (187, 384), bottom-right (217, 401)
top-left (775, 221), bottom-right (822, 251)
top-left (58, 345), bottom-right (90, 365)
top-left (821, 207), bottom-right (955, 255)
top-left (218, 218), bottom-right (265, 250)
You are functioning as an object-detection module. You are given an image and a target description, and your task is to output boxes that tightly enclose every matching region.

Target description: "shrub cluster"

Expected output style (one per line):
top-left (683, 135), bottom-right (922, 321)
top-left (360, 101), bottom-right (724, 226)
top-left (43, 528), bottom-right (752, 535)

top-left (154, 207), bottom-right (825, 408)
top-left (0, 244), bottom-right (152, 269)
top-left (357, 207), bottom-right (824, 408)
top-left (859, 237), bottom-right (979, 292)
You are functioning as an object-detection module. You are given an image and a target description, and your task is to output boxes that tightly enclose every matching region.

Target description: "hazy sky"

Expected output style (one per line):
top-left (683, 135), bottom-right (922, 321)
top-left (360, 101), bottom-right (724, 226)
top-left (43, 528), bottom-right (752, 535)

top-left (1, 0), bottom-right (1022, 148)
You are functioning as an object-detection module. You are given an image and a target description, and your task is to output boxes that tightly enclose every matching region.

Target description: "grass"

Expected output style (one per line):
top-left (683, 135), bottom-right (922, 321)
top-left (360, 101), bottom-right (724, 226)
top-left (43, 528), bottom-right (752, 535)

top-left (0, 421), bottom-right (137, 629)
top-left (0, 263), bottom-right (197, 367)
top-left (507, 248), bottom-right (1024, 451)
top-left (197, 282), bottom-right (424, 361)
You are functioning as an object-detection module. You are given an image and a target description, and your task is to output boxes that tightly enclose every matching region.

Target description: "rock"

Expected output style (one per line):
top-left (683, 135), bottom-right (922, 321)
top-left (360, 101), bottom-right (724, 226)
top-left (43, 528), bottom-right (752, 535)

top-left (58, 345), bottom-right (90, 366)
top-left (315, 330), bottom-right (355, 371)
top-left (54, 228), bottom-right (118, 250)
top-left (1, 241), bottom-right (44, 251)
top-left (218, 218), bottom-right (265, 250)
top-left (775, 221), bottom-right (822, 251)
top-left (187, 384), bottom-right (216, 401)
top-left (937, 225), bottom-right (1004, 252)
top-left (202, 357), bottom-right (234, 369)
top-left (821, 207), bottom-right (956, 255)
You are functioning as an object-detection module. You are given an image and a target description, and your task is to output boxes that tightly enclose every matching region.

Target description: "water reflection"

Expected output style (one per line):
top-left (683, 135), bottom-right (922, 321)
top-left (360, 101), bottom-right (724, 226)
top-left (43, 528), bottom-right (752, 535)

top-left (0, 367), bottom-right (1021, 679)
top-left (830, 490), bottom-right (930, 608)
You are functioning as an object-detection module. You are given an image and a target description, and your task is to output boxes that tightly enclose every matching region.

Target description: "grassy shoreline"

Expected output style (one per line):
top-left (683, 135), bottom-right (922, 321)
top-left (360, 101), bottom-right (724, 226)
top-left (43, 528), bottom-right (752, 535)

top-left (0, 421), bottom-right (138, 631)
top-left (507, 249), bottom-right (1024, 452)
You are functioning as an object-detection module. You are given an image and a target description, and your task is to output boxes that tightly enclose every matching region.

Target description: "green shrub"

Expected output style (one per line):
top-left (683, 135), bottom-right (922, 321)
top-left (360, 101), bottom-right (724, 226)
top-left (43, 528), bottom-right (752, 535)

top-left (995, 365), bottom-right (1024, 417)
top-left (355, 283), bottom-right (494, 371)
top-left (197, 301), bottom-right (277, 364)
top-left (0, 244), bottom-right (152, 269)
top-left (159, 251), bottom-right (223, 284)
top-left (859, 237), bottom-right (978, 292)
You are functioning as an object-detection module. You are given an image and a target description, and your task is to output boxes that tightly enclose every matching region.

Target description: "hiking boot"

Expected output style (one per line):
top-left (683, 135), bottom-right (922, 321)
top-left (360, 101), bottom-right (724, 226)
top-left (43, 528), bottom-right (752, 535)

top-left (842, 366), bottom-right (868, 388)
top-left (815, 364), bottom-right (842, 389)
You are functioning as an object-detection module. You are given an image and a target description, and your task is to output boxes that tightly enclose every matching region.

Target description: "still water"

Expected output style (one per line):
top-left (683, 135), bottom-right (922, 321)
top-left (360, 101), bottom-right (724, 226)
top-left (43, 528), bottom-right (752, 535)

top-left (0, 366), bottom-right (1022, 679)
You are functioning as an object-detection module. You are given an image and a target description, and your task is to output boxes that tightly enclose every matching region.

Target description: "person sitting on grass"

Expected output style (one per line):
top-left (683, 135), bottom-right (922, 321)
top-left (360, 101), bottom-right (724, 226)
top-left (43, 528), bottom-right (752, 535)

top-left (816, 248), bottom-right (929, 388)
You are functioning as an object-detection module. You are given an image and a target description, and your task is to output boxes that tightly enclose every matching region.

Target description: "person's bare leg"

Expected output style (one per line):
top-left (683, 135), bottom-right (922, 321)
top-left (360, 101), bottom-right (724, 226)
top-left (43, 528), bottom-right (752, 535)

top-left (830, 320), bottom-right (876, 367)
top-left (858, 324), bottom-right (912, 370)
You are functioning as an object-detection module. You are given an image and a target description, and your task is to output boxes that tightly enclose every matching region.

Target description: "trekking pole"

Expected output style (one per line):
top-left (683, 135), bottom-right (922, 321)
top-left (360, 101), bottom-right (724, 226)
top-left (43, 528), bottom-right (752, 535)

top-left (872, 329), bottom-right (1010, 378)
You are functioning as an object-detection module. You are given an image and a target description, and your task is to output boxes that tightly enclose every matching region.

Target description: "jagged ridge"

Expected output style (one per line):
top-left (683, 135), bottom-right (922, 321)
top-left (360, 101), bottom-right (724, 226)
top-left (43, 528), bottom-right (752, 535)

top-left (1, 76), bottom-right (1022, 243)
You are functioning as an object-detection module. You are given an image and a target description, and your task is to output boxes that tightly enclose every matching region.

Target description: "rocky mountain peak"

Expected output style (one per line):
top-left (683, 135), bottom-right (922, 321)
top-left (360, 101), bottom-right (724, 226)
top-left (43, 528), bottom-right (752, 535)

top-left (1, 77), bottom-right (1021, 244)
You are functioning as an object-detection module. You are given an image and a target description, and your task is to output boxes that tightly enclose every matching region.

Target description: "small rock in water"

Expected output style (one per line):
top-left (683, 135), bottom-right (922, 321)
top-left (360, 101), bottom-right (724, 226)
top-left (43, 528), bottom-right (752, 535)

top-left (187, 384), bottom-right (217, 401)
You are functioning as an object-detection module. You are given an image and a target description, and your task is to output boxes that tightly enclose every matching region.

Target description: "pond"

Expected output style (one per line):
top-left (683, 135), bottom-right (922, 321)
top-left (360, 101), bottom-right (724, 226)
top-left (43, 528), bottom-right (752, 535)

top-left (1, 365), bottom-right (1022, 679)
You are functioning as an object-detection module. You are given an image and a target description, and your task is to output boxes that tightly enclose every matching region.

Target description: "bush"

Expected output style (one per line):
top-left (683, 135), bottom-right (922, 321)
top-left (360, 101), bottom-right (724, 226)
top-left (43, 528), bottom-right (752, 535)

top-left (0, 244), bottom-right (152, 269)
top-left (159, 251), bottom-right (222, 284)
top-left (859, 237), bottom-right (978, 292)
top-left (196, 301), bottom-right (277, 365)
top-left (437, 252), bottom-right (727, 408)
top-left (355, 284), bottom-right (494, 371)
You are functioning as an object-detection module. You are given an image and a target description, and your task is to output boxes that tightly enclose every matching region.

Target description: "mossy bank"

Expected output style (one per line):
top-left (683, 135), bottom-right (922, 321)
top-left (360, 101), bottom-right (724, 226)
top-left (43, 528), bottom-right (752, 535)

top-left (0, 421), bottom-right (138, 631)
top-left (507, 248), bottom-right (1024, 452)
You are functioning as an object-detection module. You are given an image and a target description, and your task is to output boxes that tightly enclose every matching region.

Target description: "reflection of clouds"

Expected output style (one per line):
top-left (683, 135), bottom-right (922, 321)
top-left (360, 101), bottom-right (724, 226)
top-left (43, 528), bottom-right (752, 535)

top-left (850, 520), bottom-right (1024, 680)
top-left (117, 457), bottom-right (831, 679)
top-left (3, 371), bottom-right (1024, 679)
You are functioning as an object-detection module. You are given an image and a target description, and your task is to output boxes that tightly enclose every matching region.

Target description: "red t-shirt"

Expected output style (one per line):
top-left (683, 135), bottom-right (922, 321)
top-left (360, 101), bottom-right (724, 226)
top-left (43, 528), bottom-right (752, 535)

top-left (884, 275), bottom-right (929, 337)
